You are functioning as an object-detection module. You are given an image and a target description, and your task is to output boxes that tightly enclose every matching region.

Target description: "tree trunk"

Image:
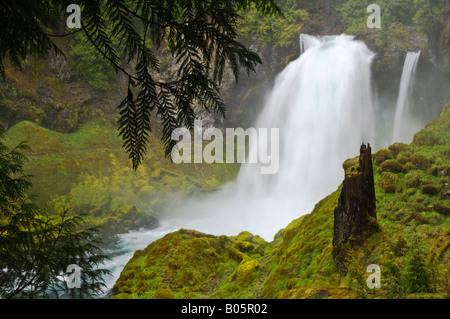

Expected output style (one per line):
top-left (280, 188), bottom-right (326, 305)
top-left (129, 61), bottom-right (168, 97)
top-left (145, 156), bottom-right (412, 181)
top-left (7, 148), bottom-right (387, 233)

top-left (332, 143), bottom-right (380, 275)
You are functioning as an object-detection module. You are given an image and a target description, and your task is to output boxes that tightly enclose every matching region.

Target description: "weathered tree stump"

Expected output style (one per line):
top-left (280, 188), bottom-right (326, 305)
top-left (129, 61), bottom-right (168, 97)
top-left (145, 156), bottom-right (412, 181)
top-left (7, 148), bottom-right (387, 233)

top-left (332, 143), bottom-right (380, 275)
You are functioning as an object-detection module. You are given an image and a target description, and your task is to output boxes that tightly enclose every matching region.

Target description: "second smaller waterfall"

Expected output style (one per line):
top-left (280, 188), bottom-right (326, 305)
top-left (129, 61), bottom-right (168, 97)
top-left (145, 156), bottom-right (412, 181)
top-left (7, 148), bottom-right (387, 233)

top-left (392, 51), bottom-right (421, 143)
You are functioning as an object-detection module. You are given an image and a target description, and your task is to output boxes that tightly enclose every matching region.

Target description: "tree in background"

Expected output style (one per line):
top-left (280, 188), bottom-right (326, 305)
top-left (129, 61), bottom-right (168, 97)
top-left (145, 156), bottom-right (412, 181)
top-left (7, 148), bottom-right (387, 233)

top-left (69, 26), bottom-right (116, 92)
top-left (0, 133), bottom-right (110, 298)
top-left (238, 0), bottom-right (309, 48)
top-left (0, 0), bottom-right (281, 169)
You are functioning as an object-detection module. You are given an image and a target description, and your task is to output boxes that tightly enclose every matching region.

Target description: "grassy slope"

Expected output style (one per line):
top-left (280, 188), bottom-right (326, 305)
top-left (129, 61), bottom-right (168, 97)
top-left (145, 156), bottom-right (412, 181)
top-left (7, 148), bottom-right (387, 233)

top-left (112, 103), bottom-right (450, 299)
top-left (3, 121), bottom-right (240, 235)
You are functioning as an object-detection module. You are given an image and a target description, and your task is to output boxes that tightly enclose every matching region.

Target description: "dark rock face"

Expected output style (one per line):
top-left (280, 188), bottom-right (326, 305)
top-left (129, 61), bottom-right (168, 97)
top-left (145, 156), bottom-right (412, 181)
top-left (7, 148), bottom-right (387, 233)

top-left (332, 143), bottom-right (380, 274)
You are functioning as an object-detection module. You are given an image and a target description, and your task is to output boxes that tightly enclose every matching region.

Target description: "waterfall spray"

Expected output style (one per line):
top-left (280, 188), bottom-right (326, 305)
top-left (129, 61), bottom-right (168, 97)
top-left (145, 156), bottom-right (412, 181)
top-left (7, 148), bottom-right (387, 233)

top-left (164, 34), bottom-right (377, 241)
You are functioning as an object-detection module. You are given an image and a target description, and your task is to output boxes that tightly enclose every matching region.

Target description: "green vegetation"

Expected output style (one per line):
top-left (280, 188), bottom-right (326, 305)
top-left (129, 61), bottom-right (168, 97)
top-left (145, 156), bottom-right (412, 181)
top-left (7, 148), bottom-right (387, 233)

top-left (2, 121), bottom-right (240, 236)
top-left (1, 0), bottom-right (282, 170)
top-left (238, 0), bottom-right (309, 48)
top-left (112, 103), bottom-right (450, 299)
top-left (338, 0), bottom-right (417, 34)
top-left (69, 26), bottom-right (118, 92)
top-left (0, 133), bottom-right (110, 298)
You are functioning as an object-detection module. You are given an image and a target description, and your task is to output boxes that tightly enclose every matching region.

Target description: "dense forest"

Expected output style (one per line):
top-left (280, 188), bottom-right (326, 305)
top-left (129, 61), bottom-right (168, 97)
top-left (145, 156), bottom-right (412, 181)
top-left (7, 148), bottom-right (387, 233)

top-left (0, 0), bottom-right (449, 300)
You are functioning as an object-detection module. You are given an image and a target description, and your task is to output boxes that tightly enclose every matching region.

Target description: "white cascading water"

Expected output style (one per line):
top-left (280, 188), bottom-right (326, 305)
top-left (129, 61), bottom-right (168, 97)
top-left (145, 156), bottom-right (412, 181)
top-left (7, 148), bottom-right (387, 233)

top-left (102, 34), bottom-right (377, 293)
top-left (392, 51), bottom-right (421, 143)
top-left (161, 34), bottom-right (376, 240)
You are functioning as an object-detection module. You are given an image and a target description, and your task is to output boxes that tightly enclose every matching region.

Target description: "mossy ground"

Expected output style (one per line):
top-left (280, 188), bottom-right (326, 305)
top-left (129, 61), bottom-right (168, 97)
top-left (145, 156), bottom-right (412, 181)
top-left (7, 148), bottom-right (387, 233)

top-left (112, 103), bottom-right (450, 299)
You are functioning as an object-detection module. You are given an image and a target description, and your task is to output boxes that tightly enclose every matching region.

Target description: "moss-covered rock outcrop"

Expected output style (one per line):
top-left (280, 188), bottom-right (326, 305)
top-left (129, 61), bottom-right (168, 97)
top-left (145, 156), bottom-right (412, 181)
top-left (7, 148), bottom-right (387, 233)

top-left (112, 229), bottom-right (269, 299)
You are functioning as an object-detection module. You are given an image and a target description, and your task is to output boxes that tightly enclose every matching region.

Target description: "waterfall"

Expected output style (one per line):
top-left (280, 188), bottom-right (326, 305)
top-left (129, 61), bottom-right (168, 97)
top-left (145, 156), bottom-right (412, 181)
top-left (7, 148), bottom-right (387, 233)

top-left (392, 51), bottom-right (421, 143)
top-left (163, 34), bottom-right (377, 241)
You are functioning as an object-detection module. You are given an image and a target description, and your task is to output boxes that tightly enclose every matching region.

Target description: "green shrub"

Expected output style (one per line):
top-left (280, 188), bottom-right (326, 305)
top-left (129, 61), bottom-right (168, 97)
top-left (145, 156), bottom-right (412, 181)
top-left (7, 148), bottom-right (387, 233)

top-left (238, 0), bottom-right (309, 48)
top-left (404, 241), bottom-right (432, 293)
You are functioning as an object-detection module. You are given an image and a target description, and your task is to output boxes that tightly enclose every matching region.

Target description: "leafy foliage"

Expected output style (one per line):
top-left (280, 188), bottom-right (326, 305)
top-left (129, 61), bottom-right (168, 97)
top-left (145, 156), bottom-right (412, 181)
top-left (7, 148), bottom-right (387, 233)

top-left (0, 0), bottom-right (62, 79)
top-left (338, 0), bottom-right (417, 34)
top-left (238, 0), bottom-right (309, 48)
top-left (0, 132), bottom-right (110, 298)
top-left (69, 24), bottom-right (118, 91)
top-left (0, 0), bottom-right (281, 170)
top-left (404, 239), bottom-right (432, 293)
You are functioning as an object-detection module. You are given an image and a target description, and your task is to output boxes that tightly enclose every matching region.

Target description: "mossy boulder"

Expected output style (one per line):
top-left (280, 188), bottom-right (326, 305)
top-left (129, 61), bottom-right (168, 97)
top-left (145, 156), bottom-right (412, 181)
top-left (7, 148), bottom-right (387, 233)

top-left (373, 149), bottom-right (393, 164)
top-left (234, 240), bottom-right (255, 253)
top-left (421, 183), bottom-right (440, 196)
top-left (378, 159), bottom-right (404, 174)
top-left (154, 288), bottom-right (176, 299)
top-left (388, 143), bottom-right (409, 158)
top-left (434, 201), bottom-right (450, 216)
top-left (405, 172), bottom-right (422, 189)
top-left (397, 153), bottom-right (411, 165)
top-left (380, 172), bottom-right (402, 193)
top-left (410, 154), bottom-right (432, 172)
top-left (403, 162), bottom-right (418, 173)
top-left (236, 231), bottom-right (254, 242)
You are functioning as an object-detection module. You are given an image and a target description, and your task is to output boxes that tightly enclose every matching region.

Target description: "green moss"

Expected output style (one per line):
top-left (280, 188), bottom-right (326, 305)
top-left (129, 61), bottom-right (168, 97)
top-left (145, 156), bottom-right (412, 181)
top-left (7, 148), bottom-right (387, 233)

top-left (405, 171), bottom-right (422, 188)
top-left (434, 201), bottom-right (450, 216)
top-left (343, 156), bottom-right (359, 171)
top-left (235, 259), bottom-right (261, 283)
top-left (380, 172), bottom-right (402, 193)
top-left (154, 288), bottom-right (176, 299)
top-left (413, 128), bottom-right (442, 146)
top-left (410, 154), bottom-right (432, 172)
top-left (388, 143), bottom-right (410, 158)
top-left (378, 159), bottom-right (404, 174)
top-left (421, 183), bottom-right (440, 196)
top-left (403, 162), bottom-right (418, 173)
top-left (373, 148), bottom-right (393, 164)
